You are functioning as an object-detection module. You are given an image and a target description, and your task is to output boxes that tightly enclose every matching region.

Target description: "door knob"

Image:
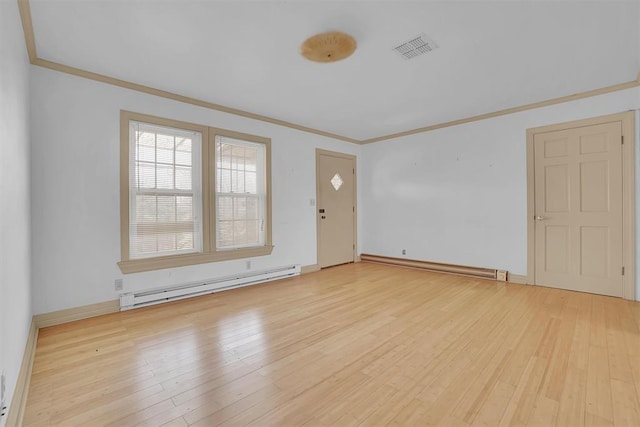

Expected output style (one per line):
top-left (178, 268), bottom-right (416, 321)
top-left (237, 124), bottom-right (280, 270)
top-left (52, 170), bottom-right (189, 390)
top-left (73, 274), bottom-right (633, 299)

top-left (535, 215), bottom-right (546, 221)
top-left (321, 216), bottom-right (326, 219)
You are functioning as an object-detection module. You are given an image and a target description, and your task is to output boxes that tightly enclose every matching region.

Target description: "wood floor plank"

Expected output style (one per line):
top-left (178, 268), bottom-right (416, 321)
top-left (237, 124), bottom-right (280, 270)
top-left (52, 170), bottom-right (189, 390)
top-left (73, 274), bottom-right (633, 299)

top-left (184, 383), bottom-right (282, 426)
top-left (497, 356), bottom-right (548, 426)
top-left (470, 380), bottom-right (516, 426)
top-left (357, 387), bottom-right (414, 426)
top-left (540, 302), bottom-right (577, 402)
top-left (591, 296), bottom-right (608, 348)
top-left (160, 417), bottom-right (188, 427)
top-left (610, 378), bottom-right (640, 425)
top-left (585, 412), bottom-right (614, 427)
top-left (526, 394), bottom-right (558, 426)
top-left (604, 299), bottom-right (635, 384)
top-left (585, 345), bottom-right (614, 423)
top-left (105, 398), bottom-right (176, 427)
top-left (568, 292), bottom-right (593, 371)
top-left (22, 263), bottom-right (640, 426)
top-left (556, 367), bottom-right (588, 426)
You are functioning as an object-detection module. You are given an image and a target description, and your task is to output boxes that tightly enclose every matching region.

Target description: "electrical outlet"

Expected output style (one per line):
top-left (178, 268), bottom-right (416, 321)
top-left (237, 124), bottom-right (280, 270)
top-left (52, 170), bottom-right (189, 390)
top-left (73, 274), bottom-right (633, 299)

top-left (496, 270), bottom-right (508, 282)
top-left (402, 249), bottom-right (406, 255)
top-left (114, 279), bottom-right (123, 291)
top-left (246, 260), bottom-right (251, 270)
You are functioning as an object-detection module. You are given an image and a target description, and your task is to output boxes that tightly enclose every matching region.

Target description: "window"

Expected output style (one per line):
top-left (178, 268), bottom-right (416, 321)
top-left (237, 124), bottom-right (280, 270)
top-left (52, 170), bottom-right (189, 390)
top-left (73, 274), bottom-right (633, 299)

top-left (129, 121), bottom-right (202, 259)
top-left (119, 111), bottom-right (272, 273)
top-left (215, 136), bottom-right (266, 249)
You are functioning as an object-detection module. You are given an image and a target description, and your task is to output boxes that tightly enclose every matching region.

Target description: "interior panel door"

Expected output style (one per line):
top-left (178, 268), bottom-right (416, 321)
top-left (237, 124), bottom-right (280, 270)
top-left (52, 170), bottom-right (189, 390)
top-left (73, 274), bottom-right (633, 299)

top-left (533, 122), bottom-right (623, 297)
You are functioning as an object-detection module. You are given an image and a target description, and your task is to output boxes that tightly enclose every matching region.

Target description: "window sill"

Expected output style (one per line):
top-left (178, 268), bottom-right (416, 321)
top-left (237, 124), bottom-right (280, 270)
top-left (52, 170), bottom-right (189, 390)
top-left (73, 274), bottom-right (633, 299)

top-left (118, 245), bottom-right (275, 274)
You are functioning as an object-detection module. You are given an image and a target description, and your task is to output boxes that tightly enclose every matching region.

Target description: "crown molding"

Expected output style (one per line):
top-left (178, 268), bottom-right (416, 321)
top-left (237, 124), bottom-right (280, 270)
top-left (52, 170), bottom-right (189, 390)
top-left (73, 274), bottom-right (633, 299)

top-left (17, 0), bottom-right (640, 145)
top-left (17, 0), bottom-right (36, 62)
top-left (360, 79), bottom-right (640, 144)
top-left (16, 1), bottom-right (360, 144)
top-left (31, 57), bottom-right (361, 144)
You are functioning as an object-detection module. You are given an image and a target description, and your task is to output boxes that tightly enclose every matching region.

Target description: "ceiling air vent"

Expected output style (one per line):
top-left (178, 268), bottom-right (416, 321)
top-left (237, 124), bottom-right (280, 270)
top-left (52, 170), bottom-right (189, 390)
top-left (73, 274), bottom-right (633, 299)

top-left (393, 34), bottom-right (438, 60)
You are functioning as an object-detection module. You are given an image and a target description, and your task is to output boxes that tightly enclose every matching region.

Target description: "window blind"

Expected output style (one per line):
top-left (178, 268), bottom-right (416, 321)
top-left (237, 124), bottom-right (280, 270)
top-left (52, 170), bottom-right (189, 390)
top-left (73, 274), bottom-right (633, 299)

top-left (215, 135), bottom-right (266, 249)
top-left (129, 121), bottom-right (202, 258)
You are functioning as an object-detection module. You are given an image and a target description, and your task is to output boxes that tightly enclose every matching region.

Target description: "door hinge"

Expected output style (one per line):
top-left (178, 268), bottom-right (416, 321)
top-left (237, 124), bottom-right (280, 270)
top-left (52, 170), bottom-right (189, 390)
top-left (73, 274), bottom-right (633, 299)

top-left (353, 168), bottom-right (355, 174)
top-left (622, 266), bottom-right (625, 275)
top-left (353, 244), bottom-right (355, 250)
top-left (353, 206), bottom-right (355, 212)
top-left (621, 136), bottom-right (624, 145)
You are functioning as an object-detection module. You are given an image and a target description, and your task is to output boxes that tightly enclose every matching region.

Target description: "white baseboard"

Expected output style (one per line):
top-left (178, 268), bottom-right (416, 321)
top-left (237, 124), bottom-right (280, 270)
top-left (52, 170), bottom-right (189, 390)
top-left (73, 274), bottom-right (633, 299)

top-left (508, 274), bottom-right (529, 285)
top-left (34, 300), bottom-right (120, 328)
top-left (301, 264), bottom-right (320, 274)
top-left (5, 319), bottom-right (38, 427)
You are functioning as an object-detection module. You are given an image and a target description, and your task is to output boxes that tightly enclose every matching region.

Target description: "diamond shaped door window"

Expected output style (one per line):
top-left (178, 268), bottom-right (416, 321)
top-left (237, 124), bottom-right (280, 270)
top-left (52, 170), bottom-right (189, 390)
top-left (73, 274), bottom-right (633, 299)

top-left (331, 173), bottom-right (343, 191)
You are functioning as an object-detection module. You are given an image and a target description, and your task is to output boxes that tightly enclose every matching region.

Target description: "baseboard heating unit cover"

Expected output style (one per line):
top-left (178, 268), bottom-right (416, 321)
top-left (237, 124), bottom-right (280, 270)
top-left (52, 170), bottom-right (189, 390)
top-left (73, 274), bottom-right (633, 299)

top-left (120, 264), bottom-right (301, 310)
top-left (360, 254), bottom-right (498, 280)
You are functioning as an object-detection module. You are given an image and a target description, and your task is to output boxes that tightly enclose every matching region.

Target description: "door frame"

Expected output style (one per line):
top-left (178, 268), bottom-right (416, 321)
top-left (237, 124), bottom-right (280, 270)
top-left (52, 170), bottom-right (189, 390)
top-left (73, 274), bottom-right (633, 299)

top-left (526, 111), bottom-right (635, 300)
top-left (315, 149), bottom-right (358, 268)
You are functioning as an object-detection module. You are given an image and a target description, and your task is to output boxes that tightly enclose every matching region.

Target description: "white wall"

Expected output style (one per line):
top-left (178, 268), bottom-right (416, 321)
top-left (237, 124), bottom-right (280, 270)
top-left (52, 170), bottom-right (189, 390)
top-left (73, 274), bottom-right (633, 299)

top-left (0, 1), bottom-right (32, 424)
top-left (362, 88), bottom-right (640, 293)
top-left (30, 66), bottom-right (361, 315)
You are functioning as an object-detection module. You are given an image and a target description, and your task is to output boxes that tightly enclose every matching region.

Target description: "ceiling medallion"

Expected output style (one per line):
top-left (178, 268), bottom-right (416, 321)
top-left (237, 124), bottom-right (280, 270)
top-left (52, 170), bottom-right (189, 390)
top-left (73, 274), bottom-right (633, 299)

top-left (300, 31), bottom-right (357, 63)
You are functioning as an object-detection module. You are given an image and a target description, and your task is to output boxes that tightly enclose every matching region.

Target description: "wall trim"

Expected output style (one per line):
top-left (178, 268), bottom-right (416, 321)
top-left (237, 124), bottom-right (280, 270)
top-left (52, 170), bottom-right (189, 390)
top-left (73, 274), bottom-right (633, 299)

top-left (5, 319), bottom-right (38, 427)
top-left (32, 58), bottom-right (360, 144)
top-left (361, 79), bottom-right (640, 144)
top-left (301, 264), bottom-right (320, 274)
top-left (508, 274), bottom-right (528, 285)
top-left (34, 300), bottom-right (120, 328)
top-left (16, 1), bottom-right (357, 144)
top-left (17, 0), bottom-right (36, 62)
top-left (16, 0), bottom-right (640, 145)
top-left (360, 253), bottom-right (499, 280)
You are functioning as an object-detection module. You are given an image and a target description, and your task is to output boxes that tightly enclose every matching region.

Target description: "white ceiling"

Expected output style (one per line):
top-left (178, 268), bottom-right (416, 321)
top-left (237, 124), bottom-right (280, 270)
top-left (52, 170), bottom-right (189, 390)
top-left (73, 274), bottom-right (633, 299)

top-left (29, 1), bottom-right (640, 141)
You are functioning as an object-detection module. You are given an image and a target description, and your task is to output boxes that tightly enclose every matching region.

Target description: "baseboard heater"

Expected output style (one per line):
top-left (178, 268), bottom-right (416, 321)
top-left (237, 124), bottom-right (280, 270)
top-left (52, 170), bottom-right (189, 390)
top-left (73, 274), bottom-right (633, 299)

top-left (120, 264), bottom-right (301, 311)
top-left (360, 254), bottom-right (501, 280)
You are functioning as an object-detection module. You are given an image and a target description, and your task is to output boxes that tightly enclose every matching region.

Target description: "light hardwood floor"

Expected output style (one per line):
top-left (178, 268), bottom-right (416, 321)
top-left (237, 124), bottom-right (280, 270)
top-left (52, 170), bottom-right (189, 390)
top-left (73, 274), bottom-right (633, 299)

top-left (23, 263), bottom-right (640, 426)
